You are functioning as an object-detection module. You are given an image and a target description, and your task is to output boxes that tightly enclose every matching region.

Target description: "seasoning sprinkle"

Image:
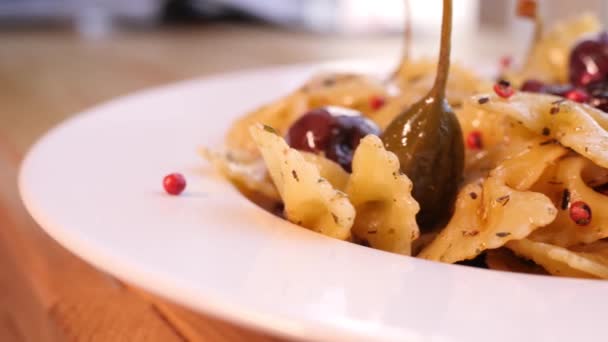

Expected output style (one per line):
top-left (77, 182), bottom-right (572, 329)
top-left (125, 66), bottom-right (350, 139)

top-left (477, 97), bottom-right (490, 105)
top-left (569, 201), bottom-right (592, 226)
top-left (292, 170), bottom-right (299, 182)
top-left (496, 195), bottom-right (511, 206)
top-left (496, 232), bottom-right (511, 237)
top-left (331, 213), bottom-right (339, 224)
top-left (494, 80), bottom-right (515, 99)
top-left (263, 124), bottom-right (278, 134)
top-left (551, 98), bottom-right (567, 105)
top-left (539, 139), bottom-right (557, 146)
top-left (550, 106), bottom-right (560, 115)
top-left (335, 190), bottom-right (347, 197)
top-left (369, 95), bottom-right (386, 110)
top-left (542, 127), bottom-right (551, 136)
top-left (560, 189), bottom-right (570, 210)
top-left (469, 192), bottom-right (478, 200)
top-left (466, 131), bottom-right (483, 150)
top-left (322, 78), bottom-right (336, 87)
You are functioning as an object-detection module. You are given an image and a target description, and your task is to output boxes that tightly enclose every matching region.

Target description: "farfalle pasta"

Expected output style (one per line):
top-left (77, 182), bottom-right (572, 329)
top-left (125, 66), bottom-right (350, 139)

top-left (530, 157), bottom-right (608, 247)
top-left (469, 92), bottom-right (608, 168)
top-left (204, 11), bottom-right (608, 279)
top-left (418, 144), bottom-right (563, 263)
top-left (347, 135), bottom-right (420, 255)
top-left (507, 239), bottom-right (608, 279)
top-left (249, 124), bottom-right (355, 240)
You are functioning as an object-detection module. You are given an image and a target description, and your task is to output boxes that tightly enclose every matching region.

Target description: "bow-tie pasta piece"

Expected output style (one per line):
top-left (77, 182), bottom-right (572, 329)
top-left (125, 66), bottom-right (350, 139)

top-left (250, 124), bottom-right (355, 240)
top-left (300, 152), bottom-right (349, 192)
top-left (200, 147), bottom-right (279, 200)
top-left (530, 157), bottom-right (608, 247)
top-left (507, 239), bottom-right (608, 279)
top-left (226, 92), bottom-right (308, 158)
top-left (469, 92), bottom-right (608, 168)
top-left (485, 248), bottom-right (548, 275)
top-left (303, 73), bottom-right (388, 115)
top-left (418, 145), bottom-right (562, 263)
top-left (346, 135), bottom-right (420, 255)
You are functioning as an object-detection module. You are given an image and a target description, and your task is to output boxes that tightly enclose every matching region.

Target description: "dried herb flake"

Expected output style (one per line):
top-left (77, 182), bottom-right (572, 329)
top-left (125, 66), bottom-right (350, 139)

top-left (291, 170), bottom-right (299, 182)
top-left (539, 139), bottom-right (557, 146)
top-left (263, 124), bottom-right (278, 134)
top-left (496, 195), bottom-right (511, 206)
top-left (477, 97), bottom-right (490, 104)
top-left (322, 78), bottom-right (336, 87)
top-left (561, 189), bottom-right (571, 210)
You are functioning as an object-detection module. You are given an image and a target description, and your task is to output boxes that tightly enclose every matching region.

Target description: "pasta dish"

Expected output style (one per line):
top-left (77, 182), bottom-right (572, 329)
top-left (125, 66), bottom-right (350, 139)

top-left (203, 0), bottom-right (608, 279)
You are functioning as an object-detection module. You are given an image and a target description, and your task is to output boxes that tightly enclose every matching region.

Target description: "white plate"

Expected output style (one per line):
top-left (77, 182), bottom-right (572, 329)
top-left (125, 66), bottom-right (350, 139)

top-left (19, 61), bottom-right (608, 342)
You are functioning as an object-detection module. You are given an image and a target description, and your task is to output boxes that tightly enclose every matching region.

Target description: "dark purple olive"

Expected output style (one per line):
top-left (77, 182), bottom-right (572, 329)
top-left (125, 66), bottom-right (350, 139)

top-left (285, 108), bottom-right (335, 153)
top-left (544, 84), bottom-right (575, 97)
top-left (285, 107), bottom-right (380, 171)
top-left (520, 79), bottom-right (546, 92)
top-left (569, 32), bottom-right (608, 87)
top-left (520, 80), bottom-right (573, 96)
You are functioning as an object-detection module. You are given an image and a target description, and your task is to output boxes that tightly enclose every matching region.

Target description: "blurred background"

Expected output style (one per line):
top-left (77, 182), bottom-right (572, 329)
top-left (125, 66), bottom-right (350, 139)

top-left (2, 0), bottom-right (607, 72)
top-left (1, 0), bottom-right (608, 152)
top-left (1, 0), bottom-right (606, 34)
top-left (2, 0), bottom-right (607, 46)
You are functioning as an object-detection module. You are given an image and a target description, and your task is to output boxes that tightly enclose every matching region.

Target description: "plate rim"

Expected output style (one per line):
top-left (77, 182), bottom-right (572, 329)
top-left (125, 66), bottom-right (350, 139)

top-left (18, 59), bottom-right (608, 342)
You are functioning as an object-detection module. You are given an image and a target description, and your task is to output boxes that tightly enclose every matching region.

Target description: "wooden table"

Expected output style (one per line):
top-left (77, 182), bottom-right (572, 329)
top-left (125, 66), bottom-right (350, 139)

top-left (0, 24), bottom-right (405, 341)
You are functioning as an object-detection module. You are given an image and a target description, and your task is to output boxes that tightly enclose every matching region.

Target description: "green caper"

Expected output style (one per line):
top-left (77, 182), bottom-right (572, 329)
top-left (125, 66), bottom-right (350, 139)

top-left (382, 0), bottom-right (464, 230)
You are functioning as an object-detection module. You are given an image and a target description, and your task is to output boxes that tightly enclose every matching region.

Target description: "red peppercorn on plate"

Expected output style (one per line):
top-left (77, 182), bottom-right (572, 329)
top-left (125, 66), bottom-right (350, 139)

top-left (18, 59), bottom-right (608, 342)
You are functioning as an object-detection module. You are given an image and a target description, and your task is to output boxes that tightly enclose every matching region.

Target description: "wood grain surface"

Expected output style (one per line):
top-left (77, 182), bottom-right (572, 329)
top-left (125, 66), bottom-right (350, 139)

top-left (0, 24), bottom-right (402, 342)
